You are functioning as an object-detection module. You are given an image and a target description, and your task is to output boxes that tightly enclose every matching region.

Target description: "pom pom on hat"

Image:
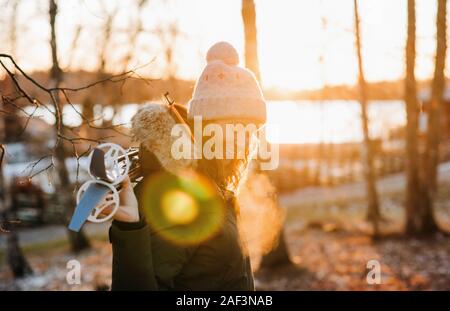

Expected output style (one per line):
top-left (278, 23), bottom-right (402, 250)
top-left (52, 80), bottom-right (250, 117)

top-left (206, 41), bottom-right (239, 66)
top-left (188, 41), bottom-right (266, 123)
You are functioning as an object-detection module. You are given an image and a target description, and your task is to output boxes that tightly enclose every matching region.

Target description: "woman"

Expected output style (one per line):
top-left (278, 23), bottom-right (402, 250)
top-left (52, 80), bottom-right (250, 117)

top-left (109, 42), bottom-right (266, 290)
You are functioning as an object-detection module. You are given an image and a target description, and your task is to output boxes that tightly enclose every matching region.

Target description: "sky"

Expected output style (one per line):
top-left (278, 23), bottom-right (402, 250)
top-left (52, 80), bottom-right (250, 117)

top-left (1, 0), bottom-right (448, 91)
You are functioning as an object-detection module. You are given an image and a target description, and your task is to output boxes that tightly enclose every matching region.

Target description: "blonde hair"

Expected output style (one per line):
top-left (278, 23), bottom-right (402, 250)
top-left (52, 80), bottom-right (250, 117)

top-left (197, 121), bottom-right (257, 202)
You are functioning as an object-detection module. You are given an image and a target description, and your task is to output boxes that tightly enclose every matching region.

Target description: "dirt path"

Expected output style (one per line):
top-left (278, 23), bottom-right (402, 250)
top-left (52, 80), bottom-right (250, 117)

top-left (0, 222), bottom-right (110, 249)
top-left (280, 161), bottom-right (450, 208)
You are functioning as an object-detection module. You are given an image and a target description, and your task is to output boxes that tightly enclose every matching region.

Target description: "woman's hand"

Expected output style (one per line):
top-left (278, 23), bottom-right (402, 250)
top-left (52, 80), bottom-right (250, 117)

top-left (101, 176), bottom-right (140, 223)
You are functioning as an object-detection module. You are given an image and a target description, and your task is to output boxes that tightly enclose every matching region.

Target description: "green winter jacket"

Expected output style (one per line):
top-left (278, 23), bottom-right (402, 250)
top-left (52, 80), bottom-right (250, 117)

top-left (109, 149), bottom-right (254, 291)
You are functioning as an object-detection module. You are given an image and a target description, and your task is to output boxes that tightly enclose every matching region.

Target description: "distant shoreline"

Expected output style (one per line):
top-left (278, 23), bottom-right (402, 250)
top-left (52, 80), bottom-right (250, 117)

top-left (2, 71), bottom-right (443, 104)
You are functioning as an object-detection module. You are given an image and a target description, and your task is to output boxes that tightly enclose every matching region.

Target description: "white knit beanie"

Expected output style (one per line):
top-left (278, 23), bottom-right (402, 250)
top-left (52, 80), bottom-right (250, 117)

top-left (188, 41), bottom-right (266, 124)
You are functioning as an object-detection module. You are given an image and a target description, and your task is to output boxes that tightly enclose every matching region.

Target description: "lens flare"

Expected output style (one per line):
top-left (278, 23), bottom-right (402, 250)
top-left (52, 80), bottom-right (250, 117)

top-left (161, 190), bottom-right (199, 225)
top-left (141, 170), bottom-right (224, 245)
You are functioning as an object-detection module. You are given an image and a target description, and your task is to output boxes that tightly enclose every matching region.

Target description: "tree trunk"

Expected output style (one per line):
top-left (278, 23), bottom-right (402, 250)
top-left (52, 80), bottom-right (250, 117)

top-left (9, 1), bottom-right (19, 55)
top-left (49, 0), bottom-right (90, 252)
top-left (413, 0), bottom-right (446, 234)
top-left (405, 0), bottom-right (422, 234)
top-left (0, 0), bottom-right (34, 279)
top-left (241, 0), bottom-right (292, 267)
top-left (404, 0), bottom-right (439, 235)
top-left (97, 6), bottom-right (118, 127)
top-left (1, 145), bottom-right (33, 278)
top-left (80, 97), bottom-right (95, 139)
top-left (353, 0), bottom-right (381, 236)
top-left (6, 232), bottom-right (33, 278)
top-left (425, 0), bottom-right (447, 194)
top-left (241, 0), bottom-right (261, 82)
top-left (260, 229), bottom-right (292, 268)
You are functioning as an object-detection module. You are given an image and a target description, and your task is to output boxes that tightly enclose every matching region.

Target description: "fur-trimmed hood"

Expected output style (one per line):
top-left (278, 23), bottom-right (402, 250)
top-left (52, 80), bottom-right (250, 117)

top-left (131, 103), bottom-right (196, 174)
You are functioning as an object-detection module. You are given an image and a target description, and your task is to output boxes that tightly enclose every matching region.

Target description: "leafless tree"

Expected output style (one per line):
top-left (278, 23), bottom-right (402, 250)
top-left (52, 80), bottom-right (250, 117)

top-left (154, 21), bottom-right (184, 102)
top-left (405, 0), bottom-right (423, 235)
top-left (0, 0), bottom-right (34, 278)
top-left (49, 0), bottom-right (91, 252)
top-left (315, 6), bottom-right (328, 186)
top-left (88, 0), bottom-right (119, 129)
top-left (1, 133), bottom-right (33, 278)
top-left (241, 0), bottom-right (260, 81)
top-left (0, 52), bottom-right (148, 252)
top-left (65, 23), bottom-right (83, 71)
top-left (404, 0), bottom-right (439, 235)
top-left (242, 0), bottom-right (292, 268)
top-left (424, 0), bottom-right (447, 195)
top-left (121, 0), bottom-right (148, 72)
top-left (353, 0), bottom-right (381, 236)
top-left (1, 0), bottom-right (153, 256)
top-left (9, 0), bottom-right (19, 56)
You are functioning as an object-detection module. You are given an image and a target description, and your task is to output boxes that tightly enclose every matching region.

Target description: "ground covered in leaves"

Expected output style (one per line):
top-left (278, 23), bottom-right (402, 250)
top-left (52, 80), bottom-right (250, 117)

top-left (1, 228), bottom-right (450, 290)
top-left (254, 179), bottom-right (450, 290)
top-left (0, 240), bottom-right (112, 290)
top-left (256, 229), bottom-right (450, 290)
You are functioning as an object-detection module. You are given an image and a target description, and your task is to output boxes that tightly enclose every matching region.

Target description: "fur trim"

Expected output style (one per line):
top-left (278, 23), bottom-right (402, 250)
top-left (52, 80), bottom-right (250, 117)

top-left (131, 103), bottom-right (196, 174)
